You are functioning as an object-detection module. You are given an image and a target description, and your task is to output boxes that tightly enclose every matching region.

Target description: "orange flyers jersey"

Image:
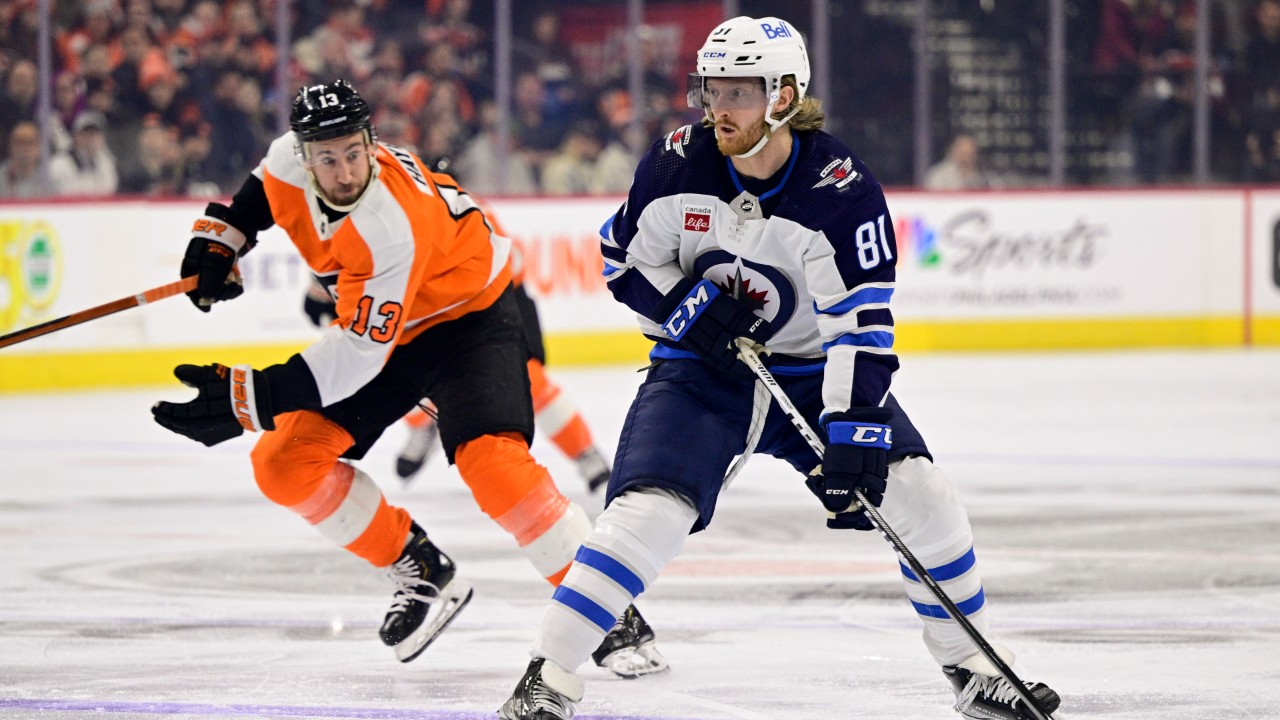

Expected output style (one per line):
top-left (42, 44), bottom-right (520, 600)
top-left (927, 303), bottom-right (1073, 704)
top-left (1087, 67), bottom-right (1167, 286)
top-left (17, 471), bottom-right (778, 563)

top-left (254, 132), bottom-right (512, 406)
top-left (464, 193), bottom-right (527, 287)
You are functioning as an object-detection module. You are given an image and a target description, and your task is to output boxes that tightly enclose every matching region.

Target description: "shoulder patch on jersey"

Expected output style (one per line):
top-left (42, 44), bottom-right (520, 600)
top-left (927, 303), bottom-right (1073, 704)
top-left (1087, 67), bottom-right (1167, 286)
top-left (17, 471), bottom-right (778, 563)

top-left (381, 143), bottom-right (433, 195)
top-left (813, 156), bottom-right (861, 190)
top-left (664, 124), bottom-right (694, 158)
top-left (682, 203), bottom-right (713, 233)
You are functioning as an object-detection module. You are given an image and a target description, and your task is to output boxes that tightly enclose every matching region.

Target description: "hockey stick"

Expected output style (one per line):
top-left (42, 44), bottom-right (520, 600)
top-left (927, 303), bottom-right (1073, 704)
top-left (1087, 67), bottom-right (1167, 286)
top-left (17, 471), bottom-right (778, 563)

top-left (735, 339), bottom-right (1054, 720)
top-left (0, 276), bottom-right (197, 350)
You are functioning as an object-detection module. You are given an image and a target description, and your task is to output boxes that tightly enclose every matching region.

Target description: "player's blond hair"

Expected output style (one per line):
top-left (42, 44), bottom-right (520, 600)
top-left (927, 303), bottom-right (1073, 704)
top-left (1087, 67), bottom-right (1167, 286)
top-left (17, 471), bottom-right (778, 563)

top-left (776, 75), bottom-right (825, 132)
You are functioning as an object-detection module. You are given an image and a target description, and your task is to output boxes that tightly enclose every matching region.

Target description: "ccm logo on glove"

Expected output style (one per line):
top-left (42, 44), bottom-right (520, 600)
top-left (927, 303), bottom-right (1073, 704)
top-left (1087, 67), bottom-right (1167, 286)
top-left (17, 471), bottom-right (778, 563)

top-left (663, 280), bottom-right (717, 340)
top-left (828, 423), bottom-right (892, 448)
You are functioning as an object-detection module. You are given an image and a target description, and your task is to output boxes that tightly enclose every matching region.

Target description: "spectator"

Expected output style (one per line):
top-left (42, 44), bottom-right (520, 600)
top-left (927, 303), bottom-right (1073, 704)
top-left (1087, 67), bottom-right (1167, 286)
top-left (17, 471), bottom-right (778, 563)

top-left (307, 3), bottom-right (374, 82)
top-left (513, 70), bottom-right (564, 175)
top-left (51, 72), bottom-right (88, 155)
top-left (417, 0), bottom-right (487, 86)
top-left (0, 122), bottom-right (50, 198)
top-left (204, 69), bottom-right (260, 189)
top-left (541, 120), bottom-right (604, 196)
top-left (49, 111), bottom-right (119, 197)
top-left (57, 2), bottom-right (117, 75)
top-left (222, 0), bottom-right (277, 87)
top-left (400, 43), bottom-right (476, 133)
top-left (1247, 0), bottom-right (1280, 98)
top-left (0, 59), bottom-right (38, 156)
top-left (513, 8), bottom-right (583, 120)
top-left (455, 100), bottom-right (538, 196)
top-left (112, 27), bottom-right (173, 122)
top-left (117, 117), bottom-right (183, 195)
top-left (176, 121), bottom-right (220, 198)
top-left (923, 134), bottom-right (993, 190)
top-left (1245, 86), bottom-right (1280, 180)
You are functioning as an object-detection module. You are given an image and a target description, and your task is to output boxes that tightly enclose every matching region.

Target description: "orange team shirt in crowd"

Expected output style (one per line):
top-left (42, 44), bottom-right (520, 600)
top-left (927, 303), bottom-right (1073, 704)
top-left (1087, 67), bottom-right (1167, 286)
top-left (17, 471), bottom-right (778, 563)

top-left (255, 133), bottom-right (512, 406)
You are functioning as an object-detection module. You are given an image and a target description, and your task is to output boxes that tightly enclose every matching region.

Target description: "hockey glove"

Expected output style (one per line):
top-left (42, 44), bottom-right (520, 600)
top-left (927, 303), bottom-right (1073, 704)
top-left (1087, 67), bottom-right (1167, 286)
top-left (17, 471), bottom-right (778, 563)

top-left (152, 363), bottom-right (276, 447)
top-left (303, 283), bottom-right (337, 328)
top-left (805, 407), bottom-right (893, 531)
top-left (656, 278), bottom-right (773, 379)
top-left (183, 202), bottom-right (249, 312)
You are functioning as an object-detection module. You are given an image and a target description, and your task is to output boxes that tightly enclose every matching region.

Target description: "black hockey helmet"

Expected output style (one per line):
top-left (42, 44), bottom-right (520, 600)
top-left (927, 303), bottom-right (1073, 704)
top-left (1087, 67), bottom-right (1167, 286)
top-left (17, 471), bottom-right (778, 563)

top-left (289, 79), bottom-right (373, 143)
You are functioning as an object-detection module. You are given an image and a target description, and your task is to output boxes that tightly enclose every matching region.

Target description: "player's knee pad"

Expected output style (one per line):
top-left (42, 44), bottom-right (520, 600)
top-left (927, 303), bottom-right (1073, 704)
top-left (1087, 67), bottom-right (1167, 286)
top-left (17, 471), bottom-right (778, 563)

top-left (880, 455), bottom-right (972, 552)
top-left (251, 410), bottom-right (355, 507)
top-left (455, 432), bottom-right (549, 520)
top-left (575, 487), bottom-right (699, 591)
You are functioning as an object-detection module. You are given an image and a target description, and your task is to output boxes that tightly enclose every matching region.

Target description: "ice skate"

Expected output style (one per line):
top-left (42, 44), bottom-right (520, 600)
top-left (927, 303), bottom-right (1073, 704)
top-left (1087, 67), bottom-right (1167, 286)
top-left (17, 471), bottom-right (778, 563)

top-left (591, 603), bottom-right (668, 678)
top-left (499, 657), bottom-right (584, 720)
top-left (944, 656), bottom-right (1060, 720)
top-left (574, 446), bottom-right (611, 493)
top-left (380, 523), bottom-right (473, 662)
top-left (395, 418), bottom-right (440, 482)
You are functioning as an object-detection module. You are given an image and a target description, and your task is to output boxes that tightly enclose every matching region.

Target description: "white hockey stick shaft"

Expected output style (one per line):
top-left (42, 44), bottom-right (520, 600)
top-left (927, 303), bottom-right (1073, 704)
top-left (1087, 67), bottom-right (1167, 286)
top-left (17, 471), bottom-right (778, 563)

top-left (735, 340), bottom-right (1053, 720)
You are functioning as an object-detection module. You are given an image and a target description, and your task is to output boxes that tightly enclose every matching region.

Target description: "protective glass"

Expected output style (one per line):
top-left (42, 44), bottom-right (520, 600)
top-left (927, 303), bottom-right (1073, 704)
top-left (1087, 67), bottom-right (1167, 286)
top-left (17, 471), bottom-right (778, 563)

top-left (303, 143), bottom-right (372, 170)
top-left (686, 74), bottom-right (769, 111)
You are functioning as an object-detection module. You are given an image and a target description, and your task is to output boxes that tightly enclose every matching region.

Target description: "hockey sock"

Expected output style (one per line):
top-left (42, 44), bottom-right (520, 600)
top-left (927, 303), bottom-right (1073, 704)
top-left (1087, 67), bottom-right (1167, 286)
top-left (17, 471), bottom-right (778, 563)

top-left (251, 410), bottom-right (410, 567)
top-left (532, 487), bottom-right (697, 672)
top-left (879, 456), bottom-right (992, 666)
top-left (456, 432), bottom-right (590, 583)
top-left (527, 358), bottom-right (594, 460)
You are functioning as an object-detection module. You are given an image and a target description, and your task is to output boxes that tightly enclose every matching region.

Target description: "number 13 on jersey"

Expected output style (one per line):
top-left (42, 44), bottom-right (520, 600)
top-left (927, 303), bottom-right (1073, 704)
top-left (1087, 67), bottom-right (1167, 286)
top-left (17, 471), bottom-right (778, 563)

top-left (351, 295), bottom-right (403, 343)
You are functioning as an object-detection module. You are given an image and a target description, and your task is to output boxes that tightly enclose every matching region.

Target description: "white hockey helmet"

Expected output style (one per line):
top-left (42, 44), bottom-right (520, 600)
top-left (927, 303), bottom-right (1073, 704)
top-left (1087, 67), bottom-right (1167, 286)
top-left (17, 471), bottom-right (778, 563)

top-left (688, 16), bottom-right (811, 157)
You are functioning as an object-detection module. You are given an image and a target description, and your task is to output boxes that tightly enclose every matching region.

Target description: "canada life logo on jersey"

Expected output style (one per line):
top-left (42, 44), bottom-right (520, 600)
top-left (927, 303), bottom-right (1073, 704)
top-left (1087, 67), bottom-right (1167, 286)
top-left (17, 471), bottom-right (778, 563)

top-left (665, 124), bottom-right (693, 158)
top-left (813, 157), bottom-right (860, 189)
top-left (683, 204), bottom-right (712, 233)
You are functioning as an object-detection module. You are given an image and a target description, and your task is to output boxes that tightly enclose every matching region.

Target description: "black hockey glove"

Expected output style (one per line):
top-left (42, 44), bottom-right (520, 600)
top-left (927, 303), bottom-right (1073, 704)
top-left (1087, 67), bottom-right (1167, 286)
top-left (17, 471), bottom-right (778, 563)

top-left (655, 278), bottom-right (773, 379)
top-left (805, 407), bottom-right (893, 531)
top-left (183, 202), bottom-right (249, 312)
top-left (303, 282), bottom-right (337, 328)
top-left (152, 363), bottom-right (276, 447)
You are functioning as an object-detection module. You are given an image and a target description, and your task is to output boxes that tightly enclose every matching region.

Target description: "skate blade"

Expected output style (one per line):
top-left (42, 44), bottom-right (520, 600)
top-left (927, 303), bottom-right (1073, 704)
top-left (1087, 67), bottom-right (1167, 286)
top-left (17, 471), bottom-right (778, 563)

top-left (597, 640), bottom-right (669, 679)
top-left (393, 580), bottom-right (474, 663)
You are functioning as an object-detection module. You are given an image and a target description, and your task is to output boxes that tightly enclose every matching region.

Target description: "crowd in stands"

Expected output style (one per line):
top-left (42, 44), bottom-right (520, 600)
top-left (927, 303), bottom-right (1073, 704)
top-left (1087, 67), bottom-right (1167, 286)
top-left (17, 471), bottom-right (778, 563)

top-left (0, 0), bottom-right (694, 199)
top-left (1085, 0), bottom-right (1280, 183)
top-left (5, 0), bottom-right (1280, 198)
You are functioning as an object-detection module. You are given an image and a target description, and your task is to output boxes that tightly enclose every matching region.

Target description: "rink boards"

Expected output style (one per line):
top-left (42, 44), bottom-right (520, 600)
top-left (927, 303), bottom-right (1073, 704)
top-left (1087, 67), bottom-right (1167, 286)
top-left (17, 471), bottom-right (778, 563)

top-left (1, 188), bottom-right (1278, 391)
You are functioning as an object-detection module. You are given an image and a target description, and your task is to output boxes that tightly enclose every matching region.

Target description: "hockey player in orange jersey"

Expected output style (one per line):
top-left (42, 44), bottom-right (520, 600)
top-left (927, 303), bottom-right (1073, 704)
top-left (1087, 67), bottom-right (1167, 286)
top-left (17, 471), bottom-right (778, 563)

top-left (152, 79), bottom-right (665, 675)
top-left (304, 211), bottom-right (613, 492)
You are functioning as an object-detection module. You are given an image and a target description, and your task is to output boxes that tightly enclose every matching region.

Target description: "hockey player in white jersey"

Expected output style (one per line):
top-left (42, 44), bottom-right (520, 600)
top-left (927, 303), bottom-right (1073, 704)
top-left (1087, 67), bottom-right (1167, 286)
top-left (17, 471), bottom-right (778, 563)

top-left (499, 16), bottom-right (1061, 720)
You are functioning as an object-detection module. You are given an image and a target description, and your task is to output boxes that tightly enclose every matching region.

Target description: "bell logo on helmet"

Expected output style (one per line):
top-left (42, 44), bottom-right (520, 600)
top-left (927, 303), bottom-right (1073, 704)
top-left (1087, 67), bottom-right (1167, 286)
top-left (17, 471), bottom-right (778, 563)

top-left (760, 22), bottom-right (793, 39)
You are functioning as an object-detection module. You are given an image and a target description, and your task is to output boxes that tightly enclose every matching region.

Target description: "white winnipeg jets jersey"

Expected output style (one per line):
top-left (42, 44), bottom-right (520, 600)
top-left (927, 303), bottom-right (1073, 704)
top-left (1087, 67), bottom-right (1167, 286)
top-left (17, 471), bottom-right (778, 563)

top-left (600, 123), bottom-right (899, 415)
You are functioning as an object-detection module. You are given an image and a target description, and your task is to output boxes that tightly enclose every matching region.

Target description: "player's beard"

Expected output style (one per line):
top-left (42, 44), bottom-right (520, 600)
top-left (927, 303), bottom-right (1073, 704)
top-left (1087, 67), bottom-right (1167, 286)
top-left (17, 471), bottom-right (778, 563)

top-left (320, 177), bottom-right (368, 207)
top-left (715, 115), bottom-right (770, 156)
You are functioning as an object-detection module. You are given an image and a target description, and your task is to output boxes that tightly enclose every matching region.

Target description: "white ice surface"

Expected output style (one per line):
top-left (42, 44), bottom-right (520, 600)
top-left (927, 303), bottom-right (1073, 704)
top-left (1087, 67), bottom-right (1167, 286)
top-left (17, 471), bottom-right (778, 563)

top-left (2, 349), bottom-right (1279, 719)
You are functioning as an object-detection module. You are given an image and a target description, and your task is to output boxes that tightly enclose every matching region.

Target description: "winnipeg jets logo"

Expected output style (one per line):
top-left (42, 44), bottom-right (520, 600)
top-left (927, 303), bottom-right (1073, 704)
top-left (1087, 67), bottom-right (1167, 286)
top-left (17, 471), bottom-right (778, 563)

top-left (813, 157), bottom-right (860, 189)
top-left (665, 124), bottom-right (693, 158)
top-left (739, 198), bottom-right (756, 214)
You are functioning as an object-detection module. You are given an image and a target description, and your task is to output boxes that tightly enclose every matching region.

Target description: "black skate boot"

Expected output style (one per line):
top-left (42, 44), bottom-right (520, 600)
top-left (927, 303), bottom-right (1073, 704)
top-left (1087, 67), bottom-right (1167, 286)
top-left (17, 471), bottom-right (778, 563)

top-left (395, 420), bottom-right (440, 483)
top-left (944, 661), bottom-right (1060, 720)
top-left (590, 603), bottom-right (668, 678)
top-left (380, 523), bottom-right (473, 662)
top-left (499, 657), bottom-right (584, 720)
top-left (573, 446), bottom-right (611, 493)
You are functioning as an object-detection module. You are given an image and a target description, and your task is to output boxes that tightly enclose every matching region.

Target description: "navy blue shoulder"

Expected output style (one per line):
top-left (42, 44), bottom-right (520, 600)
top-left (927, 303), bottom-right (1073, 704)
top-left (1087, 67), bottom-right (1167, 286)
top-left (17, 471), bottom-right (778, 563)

top-left (635, 123), bottom-right (725, 199)
top-left (776, 130), bottom-right (885, 233)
